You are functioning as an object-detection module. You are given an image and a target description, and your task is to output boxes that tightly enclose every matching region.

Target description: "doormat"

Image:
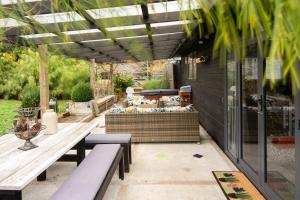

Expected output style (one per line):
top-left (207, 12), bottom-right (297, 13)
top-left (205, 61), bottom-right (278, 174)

top-left (267, 171), bottom-right (294, 199)
top-left (213, 171), bottom-right (265, 200)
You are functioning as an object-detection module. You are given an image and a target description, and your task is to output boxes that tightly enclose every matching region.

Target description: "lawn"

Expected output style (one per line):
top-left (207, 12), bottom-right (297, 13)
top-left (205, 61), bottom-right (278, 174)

top-left (0, 100), bottom-right (21, 134)
top-left (57, 100), bottom-right (68, 113)
top-left (0, 100), bottom-right (69, 135)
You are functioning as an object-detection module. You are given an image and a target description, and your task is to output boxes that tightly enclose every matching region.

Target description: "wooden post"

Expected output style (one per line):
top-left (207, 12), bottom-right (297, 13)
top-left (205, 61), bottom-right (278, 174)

top-left (90, 59), bottom-right (96, 97)
top-left (38, 45), bottom-right (49, 113)
top-left (146, 60), bottom-right (149, 80)
top-left (110, 63), bottom-right (114, 94)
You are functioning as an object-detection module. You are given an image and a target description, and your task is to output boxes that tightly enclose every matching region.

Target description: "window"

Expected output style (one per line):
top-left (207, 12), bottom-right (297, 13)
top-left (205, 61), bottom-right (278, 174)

top-left (187, 54), bottom-right (197, 80)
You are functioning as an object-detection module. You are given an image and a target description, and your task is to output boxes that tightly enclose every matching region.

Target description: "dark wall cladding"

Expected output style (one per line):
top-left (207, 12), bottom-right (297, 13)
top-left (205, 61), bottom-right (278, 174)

top-left (175, 39), bottom-right (225, 149)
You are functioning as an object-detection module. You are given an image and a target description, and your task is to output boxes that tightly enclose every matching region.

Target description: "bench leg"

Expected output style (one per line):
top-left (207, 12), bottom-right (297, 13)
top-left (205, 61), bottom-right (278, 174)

top-left (129, 141), bottom-right (132, 164)
top-left (37, 170), bottom-right (46, 181)
top-left (0, 190), bottom-right (22, 200)
top-left (124, 144), bottom-right (130, 173)
top-left (119, 156), bottom-right (124, 180)
top-left (76, 138), bottom-right (85, 166)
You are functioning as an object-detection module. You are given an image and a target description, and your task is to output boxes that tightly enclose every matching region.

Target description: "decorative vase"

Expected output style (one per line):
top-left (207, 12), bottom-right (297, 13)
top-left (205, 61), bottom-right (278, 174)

top-left (42, 109), bottom-right (58, 134)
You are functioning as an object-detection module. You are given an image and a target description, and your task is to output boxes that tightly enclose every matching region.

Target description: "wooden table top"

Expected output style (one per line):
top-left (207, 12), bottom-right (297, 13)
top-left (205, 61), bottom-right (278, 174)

top-left (0, 116), bottom-right (101, 191)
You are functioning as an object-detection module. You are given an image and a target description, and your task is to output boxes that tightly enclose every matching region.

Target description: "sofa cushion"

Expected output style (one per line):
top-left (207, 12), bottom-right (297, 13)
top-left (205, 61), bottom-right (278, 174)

top-left (159, 89), bottom-right (178, 96)
top-left (110, 104), bottom-right (194, 114)
top-left (140, 89), bottom-right (178, 96)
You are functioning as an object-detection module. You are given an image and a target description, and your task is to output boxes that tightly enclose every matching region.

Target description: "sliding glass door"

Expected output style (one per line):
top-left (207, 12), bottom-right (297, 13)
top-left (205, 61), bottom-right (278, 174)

top-left (241, 55), bottom-right (260, 173)
top-left (265, 58), bottom-right (295, 200)
top-left (225, 44), bottom-right (298, 199)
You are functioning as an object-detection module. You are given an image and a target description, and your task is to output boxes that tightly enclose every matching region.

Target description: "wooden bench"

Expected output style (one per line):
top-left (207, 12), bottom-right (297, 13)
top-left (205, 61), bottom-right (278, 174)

top-left (50, 144), bottom-right (124, 200)
top-left (85, 133), bottom-right (132, 173)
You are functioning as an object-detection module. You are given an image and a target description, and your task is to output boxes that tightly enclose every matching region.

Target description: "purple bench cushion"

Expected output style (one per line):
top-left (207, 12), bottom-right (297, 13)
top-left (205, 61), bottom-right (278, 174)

top-left (86, 133), bottom-right (131, 144)
top-left (50, 144), bottom-right (120, 200)
top-left (141, 89), bottom-right (178, 96)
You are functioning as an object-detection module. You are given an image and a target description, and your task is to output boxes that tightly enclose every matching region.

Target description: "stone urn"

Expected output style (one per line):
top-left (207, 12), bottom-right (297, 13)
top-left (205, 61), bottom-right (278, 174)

top-left (42, 109), bottom-right (58, 134)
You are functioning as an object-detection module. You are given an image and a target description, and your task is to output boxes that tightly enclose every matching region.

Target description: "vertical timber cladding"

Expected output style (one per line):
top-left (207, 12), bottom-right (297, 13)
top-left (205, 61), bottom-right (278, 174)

top-left (175, 38), bottom-right (226, 149)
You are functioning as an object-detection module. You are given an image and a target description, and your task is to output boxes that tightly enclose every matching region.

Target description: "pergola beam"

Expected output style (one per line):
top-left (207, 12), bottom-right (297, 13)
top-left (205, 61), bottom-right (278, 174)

top-left (1, 1), bottom-right (177, 15)
top-left (140, 3), bottom-right (154, 60)
top-left (6, 8), bottom-right (120, 62)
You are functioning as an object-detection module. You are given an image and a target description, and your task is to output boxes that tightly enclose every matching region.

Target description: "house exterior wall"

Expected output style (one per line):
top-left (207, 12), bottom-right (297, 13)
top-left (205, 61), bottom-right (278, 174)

top-left (174, 39), bottom-right (226, 149)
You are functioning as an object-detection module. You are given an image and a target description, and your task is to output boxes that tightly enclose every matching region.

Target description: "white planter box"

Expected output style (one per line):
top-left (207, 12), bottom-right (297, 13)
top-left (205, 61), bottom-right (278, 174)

top-left (69, 102), bottom-right (92, 115)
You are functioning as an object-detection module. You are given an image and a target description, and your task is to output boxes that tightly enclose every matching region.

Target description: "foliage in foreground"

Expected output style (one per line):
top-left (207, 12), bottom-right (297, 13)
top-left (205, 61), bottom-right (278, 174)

top-left (143, 79), bottom-right (170, 90)
top-left (0, 0), bottom-right (298, 90)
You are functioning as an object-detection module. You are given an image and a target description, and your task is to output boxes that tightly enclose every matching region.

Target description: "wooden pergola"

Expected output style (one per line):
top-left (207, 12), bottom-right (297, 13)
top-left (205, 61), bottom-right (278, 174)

top-left (0, 0), bottom-right (205, 111)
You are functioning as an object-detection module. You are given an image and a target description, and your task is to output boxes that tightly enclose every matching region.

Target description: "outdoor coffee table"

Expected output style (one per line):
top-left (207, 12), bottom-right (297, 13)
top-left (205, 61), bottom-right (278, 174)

top-left (0, 116), bottom-right (100, 200)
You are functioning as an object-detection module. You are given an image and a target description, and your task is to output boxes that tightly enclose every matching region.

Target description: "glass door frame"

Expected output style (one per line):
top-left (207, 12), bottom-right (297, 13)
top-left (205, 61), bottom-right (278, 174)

top-left (224, 54), bottom-right (241, 164)
top-left (295, 67), bottom-right (300, 200)
top-left (238, 47), bottom-right (264, 187)
top-left (224, 47), bottom-right (300, 200)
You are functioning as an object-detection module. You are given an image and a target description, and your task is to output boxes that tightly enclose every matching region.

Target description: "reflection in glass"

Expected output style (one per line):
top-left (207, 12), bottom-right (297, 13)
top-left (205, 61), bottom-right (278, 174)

top-left (266, 58), bottom-right (295, 200)
top-left (241, 56), bottom-right (259, 173)
top-left (227, 59), bottom-right (237, 157)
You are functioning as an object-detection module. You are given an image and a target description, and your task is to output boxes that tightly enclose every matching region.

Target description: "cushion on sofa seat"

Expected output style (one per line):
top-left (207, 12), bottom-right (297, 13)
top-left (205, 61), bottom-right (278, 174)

top-left (50, 144), bottom-right (120, 200)
top-left (140, 89), bottom-right (179, 96)
top-left (140, 89), bottom-right (161, 96)
top-left (159, 89), bottom-right (178, 96)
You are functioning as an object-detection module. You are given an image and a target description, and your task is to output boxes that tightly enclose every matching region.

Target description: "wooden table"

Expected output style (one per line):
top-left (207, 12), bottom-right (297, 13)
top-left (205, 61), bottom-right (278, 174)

top-left (0, 116), bottom-right (101, 200)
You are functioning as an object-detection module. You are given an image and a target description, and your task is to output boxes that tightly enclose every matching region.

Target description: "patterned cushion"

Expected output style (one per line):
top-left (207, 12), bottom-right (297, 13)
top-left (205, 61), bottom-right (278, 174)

top-left (127, 95), bottom-right (157, 106)
top-left (161, 96), bottom-right (181, 107)
top-left (110, 104), bottom-right (193, 114)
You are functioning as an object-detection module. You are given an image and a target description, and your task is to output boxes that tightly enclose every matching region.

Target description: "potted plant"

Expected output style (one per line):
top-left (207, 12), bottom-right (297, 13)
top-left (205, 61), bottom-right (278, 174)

top-left (70, 82), bottom-right (93, 114)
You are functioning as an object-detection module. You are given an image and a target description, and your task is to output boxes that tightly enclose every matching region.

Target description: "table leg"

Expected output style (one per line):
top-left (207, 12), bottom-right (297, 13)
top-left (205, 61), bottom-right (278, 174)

top-left (119, 156), bottom-right (124, 180)
top-left (37, 170), bottom-right (47, 181)
top-left (76, 138), bottom-right (85, 166)
top-left (0, 190), bottom-right (22, 200)
top-left (129, 140), bottom-right (132, 164)
top-left (123, 144), bottom-right (130, 173)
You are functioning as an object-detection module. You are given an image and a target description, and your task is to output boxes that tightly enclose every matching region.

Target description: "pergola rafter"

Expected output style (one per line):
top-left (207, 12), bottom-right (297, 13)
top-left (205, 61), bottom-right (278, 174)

top-left (140, 2), bottom-right (154, 60)
top-left (3, 6), bottom-right (120, 62)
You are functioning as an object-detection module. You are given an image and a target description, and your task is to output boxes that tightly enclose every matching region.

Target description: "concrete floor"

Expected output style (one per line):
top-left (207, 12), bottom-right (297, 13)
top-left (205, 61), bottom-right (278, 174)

top-left (23, 126), bottom-right (237, 200)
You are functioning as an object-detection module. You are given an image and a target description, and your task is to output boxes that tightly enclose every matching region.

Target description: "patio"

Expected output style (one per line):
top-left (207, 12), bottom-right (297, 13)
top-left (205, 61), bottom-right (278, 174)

top-left (23, 114), bottom-right (236, 200)
top-left (0, 0), bottom-right (299, 199)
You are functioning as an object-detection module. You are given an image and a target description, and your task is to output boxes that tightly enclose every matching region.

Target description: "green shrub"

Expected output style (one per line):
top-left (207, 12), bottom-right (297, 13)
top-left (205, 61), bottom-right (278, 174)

top-left (21, 85), bottom-right (40, 108)
top-left (0, 46), bottom-right (90, 100)
top-left (143, 79), bottom-right (170, 90)
top-left (113, 73), bottom-right (134, 94)
top-left (71, 82), bottom-right (93, 102)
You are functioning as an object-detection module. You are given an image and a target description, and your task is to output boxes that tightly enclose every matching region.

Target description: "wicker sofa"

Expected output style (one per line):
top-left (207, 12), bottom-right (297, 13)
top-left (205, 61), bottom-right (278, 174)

top-left (105, 111), bottom-right (200, 143)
